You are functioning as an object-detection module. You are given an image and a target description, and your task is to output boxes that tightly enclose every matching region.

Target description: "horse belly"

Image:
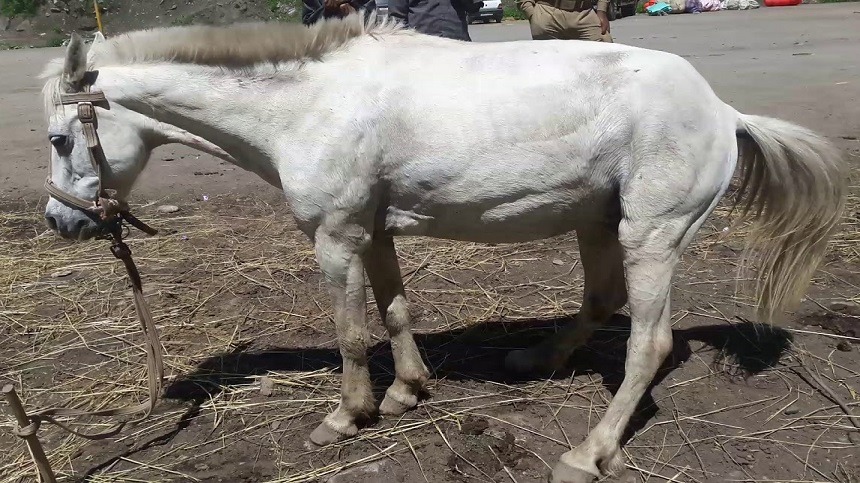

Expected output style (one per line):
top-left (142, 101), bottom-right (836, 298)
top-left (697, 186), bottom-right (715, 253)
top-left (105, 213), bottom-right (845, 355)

top-left (384, 189), bottom-right (603, 243)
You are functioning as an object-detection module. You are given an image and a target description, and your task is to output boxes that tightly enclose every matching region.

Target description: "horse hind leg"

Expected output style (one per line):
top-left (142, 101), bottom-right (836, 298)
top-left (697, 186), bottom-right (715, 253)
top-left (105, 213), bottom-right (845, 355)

top-left (552, 192), bottom-right (726, 482)
top-left (363, 236), bottom-right (430, 416)
top-left (505, 223), bottom-right (627, 374)
top-left (552, 217), bottom-right (678, 482)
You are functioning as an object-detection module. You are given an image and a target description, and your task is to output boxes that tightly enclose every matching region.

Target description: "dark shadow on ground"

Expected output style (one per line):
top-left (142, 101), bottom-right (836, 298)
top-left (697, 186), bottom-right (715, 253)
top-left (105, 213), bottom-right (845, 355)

top-left (163, 316), bottom-right (793, 435)
top-left (74, 315), bottom-right (793, 479)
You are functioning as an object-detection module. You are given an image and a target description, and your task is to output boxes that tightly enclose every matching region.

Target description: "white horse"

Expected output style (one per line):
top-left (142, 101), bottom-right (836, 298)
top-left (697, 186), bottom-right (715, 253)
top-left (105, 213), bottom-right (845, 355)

top-left (40, 15), bottom-right (844, 482)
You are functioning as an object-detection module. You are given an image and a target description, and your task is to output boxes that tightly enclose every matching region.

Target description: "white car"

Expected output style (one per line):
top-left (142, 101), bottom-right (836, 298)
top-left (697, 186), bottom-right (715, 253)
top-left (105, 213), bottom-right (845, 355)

top-left (467, 0), bottom-right (504, 23)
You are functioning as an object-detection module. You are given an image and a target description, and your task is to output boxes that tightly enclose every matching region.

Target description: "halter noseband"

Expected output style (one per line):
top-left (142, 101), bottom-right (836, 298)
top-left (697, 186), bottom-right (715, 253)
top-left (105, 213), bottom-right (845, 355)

top-left (45, 85), bottom-right (157, 236)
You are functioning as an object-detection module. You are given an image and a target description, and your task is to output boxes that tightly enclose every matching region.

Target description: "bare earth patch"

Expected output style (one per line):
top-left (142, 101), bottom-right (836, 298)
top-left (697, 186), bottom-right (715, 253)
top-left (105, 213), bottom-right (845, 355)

top-left (1, 185), bottom-right (859, 482)
top-left (2, 5), bottom-right (860, 481)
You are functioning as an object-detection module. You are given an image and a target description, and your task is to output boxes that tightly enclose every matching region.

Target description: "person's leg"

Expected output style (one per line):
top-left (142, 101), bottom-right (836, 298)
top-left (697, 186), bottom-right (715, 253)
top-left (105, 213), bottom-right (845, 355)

top-left (562, 9), bottom-right (611, 41)
top-left (525, 2), bottom-right (566, 39)
top-left (595, 8), bottom-right (614, 43)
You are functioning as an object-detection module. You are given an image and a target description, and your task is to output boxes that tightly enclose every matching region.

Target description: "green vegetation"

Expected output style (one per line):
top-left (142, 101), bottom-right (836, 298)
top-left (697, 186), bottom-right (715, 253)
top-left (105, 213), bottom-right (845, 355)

top-left (503, 6), bottom-right (527, 19)
top-left (0, 0), bottom-right (41, 17)
top-left (96, 0), bottom-right (116, 11)
top-left (46, 36), bottom-right (65, 47)
top-left (0, 40), bottom-right (26, 49)
top-left (172, 15), bottom-right (194, 26)
top-left (268, 0), bottom-right (303, 22)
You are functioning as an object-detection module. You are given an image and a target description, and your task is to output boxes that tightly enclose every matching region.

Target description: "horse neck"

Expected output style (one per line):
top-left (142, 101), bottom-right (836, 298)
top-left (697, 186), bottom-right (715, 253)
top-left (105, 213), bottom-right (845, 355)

top-left (96, 63), bottom-right (294, 187)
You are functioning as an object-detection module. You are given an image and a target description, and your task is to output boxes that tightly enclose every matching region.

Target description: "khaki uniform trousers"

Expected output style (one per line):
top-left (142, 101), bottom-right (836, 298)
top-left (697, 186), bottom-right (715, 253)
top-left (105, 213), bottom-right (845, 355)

top-left (520, 1), bottom-right (614, 42)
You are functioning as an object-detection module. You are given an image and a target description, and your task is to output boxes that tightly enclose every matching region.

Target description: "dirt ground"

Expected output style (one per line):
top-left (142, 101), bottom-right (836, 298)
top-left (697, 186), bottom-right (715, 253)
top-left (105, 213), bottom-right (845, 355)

top-left (2, 5), bottom-right (860, 483)
top-left (0, 0), bottom-right (302, 48)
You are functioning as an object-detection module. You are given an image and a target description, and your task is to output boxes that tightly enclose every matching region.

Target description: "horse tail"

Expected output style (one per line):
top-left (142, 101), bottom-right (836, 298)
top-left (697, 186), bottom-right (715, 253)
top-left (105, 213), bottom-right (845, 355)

top-left (732, 113), bottom-right (846, 324)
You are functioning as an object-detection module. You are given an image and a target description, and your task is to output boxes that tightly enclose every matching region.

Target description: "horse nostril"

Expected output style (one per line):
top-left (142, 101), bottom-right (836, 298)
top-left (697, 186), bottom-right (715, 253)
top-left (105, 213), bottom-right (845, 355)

top-left (74, 219), bottom-right (89, 238)
top-left (45, 215), bottom-right (58, 232)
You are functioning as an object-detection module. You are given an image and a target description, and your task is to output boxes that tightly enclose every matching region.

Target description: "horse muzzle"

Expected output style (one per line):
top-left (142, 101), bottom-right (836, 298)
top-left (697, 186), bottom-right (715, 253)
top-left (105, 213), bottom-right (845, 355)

top-left (44, 197), bottom-right (105, 240)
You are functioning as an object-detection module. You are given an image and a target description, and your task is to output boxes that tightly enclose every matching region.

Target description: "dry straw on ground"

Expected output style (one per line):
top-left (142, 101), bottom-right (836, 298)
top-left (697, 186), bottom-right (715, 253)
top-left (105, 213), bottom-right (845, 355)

top-left (1, 181), bottom-right (858, 482)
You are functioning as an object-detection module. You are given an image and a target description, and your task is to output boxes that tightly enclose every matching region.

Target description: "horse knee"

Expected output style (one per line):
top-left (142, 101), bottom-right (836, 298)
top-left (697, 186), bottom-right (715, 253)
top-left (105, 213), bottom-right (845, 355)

top-left (338, 329), bottom-right (369, 361)
top-left (384, 294), bottom-right (411, 334)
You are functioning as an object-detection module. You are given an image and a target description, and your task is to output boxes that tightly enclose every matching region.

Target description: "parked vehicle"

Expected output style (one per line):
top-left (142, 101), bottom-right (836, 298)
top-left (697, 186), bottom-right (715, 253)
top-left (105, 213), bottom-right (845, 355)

top-left (467, 0), bottom-right (504, 23)
top-left (608, 0), bottom-right (637, 19)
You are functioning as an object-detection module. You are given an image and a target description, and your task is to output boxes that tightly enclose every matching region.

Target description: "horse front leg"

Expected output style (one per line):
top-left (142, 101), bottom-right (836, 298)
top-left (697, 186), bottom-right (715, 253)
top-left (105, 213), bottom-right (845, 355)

top-left (363, 236), bottom-right (430, 416)
top-left (309, 223), bottom-right (376, 446)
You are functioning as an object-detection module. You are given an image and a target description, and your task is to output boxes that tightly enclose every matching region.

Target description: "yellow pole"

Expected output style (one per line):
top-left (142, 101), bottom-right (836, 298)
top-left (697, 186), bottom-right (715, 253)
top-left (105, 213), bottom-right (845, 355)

top-left (93, 0), bottom-right (103, 34)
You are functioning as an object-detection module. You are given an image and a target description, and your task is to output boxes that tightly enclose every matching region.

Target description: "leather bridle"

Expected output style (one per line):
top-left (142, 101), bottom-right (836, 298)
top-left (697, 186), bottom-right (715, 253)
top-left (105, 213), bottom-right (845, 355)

top-left (45, 88), bottom-right (158, 236)
top-left (24, 85), bottom-right (166, 442)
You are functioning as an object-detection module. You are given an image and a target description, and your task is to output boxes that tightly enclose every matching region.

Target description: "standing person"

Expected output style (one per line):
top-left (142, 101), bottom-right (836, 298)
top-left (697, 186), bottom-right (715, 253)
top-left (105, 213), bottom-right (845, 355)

top-left (302, 0), bottom-right (377, 26)
top-left (388, 0), bottom-right (482, 41)
top-left (517, 0), bottom-right (612, 42)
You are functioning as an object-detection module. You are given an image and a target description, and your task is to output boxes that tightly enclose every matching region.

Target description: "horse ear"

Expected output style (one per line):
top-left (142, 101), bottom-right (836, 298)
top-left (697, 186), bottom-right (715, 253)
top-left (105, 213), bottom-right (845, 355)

top-left (92, 31), bottom-right (106, 44)
top-left (63, 33), bottom-right (87, 91)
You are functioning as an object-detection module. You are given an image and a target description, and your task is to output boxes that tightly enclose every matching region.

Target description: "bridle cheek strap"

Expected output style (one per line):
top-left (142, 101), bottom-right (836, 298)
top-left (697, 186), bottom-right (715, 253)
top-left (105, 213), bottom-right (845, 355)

top-left (45, 90), bottom-right (157, 236)
top-left (22, 88), bottom-right (164, 444)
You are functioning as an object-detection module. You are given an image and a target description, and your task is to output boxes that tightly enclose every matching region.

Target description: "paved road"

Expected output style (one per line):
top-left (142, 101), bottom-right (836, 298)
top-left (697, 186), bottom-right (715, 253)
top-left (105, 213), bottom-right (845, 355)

top-left (472, 4), bottom-right (860, 118)
top-left (1, 3), bottom-right (858, 200)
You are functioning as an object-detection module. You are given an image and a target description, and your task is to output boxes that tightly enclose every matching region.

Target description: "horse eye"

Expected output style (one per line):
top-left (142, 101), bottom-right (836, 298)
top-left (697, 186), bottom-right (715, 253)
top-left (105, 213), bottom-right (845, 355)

top-left (49, 135), bottom-right (68, 147)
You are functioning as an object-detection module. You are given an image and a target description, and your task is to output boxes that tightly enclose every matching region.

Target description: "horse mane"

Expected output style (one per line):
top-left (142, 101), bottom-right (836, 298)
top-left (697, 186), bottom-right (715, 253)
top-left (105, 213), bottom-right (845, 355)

top-left (40, 13), bottom-right (405, 78)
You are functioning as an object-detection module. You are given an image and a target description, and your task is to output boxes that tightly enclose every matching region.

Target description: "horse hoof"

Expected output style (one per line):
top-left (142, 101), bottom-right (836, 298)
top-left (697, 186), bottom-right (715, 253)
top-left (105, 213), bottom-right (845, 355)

top-left (309, 420), bottom-right (356, 446)
top-left (550, 459), bottom-right (599, 483)
top-left (379, 393), bottom-right (415, 416)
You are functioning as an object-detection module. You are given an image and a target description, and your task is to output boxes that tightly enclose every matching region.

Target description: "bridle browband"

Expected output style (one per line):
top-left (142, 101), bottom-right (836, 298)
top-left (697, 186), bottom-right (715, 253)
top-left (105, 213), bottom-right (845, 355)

top-left (45, 87), bottom-right (157, 236)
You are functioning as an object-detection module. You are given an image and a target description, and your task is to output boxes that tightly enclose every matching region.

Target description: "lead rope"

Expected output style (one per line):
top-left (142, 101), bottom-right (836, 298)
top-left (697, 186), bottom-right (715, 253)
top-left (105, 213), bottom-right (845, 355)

top-left (3, 220), bottom-right (163, 483)
top-left (6, 61), bottom-right (165, 481)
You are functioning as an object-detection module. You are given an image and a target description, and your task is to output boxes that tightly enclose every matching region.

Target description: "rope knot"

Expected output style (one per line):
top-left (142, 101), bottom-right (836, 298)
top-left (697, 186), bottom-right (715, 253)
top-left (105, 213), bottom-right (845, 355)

top-left (13, 419), bottom-right (40, 438)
